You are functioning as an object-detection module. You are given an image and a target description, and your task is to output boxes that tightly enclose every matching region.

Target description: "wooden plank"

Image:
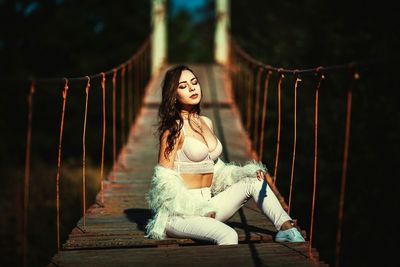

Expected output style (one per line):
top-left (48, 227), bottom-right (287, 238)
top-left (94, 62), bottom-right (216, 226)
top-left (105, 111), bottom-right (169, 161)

top-left (50, 243), bottom-right (327, 267)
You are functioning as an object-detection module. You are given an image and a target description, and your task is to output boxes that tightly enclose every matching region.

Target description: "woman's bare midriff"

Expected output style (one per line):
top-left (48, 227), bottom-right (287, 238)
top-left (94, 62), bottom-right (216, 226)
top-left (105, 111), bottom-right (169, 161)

top-left (181, 173), bottom-right (213, 189)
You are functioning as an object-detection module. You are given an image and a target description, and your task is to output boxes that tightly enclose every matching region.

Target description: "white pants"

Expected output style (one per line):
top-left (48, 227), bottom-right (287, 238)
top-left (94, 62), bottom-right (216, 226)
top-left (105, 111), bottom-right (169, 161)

top-left (165, 178), bottom-right (292, 245)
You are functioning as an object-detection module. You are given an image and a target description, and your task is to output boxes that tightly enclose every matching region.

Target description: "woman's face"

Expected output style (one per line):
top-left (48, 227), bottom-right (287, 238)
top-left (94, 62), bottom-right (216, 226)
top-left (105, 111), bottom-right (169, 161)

top-left (176, 69), bottom-right (201, 106)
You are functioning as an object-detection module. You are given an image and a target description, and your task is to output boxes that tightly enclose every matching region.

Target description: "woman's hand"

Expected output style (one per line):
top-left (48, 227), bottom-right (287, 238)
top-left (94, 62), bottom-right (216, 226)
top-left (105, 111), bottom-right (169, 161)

top-left (206, 211), bottom-right (216, 218)
top-left (256, 169), bottom-right (266, 181)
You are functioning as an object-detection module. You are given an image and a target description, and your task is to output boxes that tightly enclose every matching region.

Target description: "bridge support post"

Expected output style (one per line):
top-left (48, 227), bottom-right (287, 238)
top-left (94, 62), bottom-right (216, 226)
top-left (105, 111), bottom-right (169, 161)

top-left (214, 0), bottom-right (230, 65)
top-left (151, 0), bottom-right (167, 75)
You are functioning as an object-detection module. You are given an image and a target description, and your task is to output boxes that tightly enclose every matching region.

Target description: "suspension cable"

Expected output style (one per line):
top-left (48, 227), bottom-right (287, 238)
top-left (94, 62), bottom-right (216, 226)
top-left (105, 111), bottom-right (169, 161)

top-left (258, 70), bottom-right (272, 161)
top-left (253, 67), bottom-right (263, 154)
top-left (309, 69), bottom-right (325, 258)
top-left (335, 71), bottom-right (359, 267)
top-left (134, 59), bottom-right (139, 117)
top-left (246, 64), bottom-right (253, 132)
top-left (127, 62), bottom-right (133, 128)
top-left (23, 81), bottom-right (35, 267)
top-left (99, 72), bottom-right (106, 206)
top-left (112, 69), bottom-right (117, 181)
top-left (121, 66), bottom-right (126, 145)
top-left (56, 78), bottom-right (69, 252)
top-left (273, 71), bottom-right (284, 184)
top-left (79, 76), bottom-right (90, 232)
top-left (288, 73), bottom-right (301, 215)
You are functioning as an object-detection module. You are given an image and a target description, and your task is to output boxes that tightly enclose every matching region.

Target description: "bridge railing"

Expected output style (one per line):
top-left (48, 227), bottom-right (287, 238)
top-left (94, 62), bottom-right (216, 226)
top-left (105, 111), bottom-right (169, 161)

top-left (228, 36), bottom-right (362, 266)
top-left (21, 36), bottom-right (152, 267)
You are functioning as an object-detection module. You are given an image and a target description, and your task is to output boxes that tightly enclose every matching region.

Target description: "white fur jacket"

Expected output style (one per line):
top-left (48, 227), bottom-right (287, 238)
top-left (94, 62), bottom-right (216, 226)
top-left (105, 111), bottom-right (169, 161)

top-left (145, 158), bottom-right (267, 240)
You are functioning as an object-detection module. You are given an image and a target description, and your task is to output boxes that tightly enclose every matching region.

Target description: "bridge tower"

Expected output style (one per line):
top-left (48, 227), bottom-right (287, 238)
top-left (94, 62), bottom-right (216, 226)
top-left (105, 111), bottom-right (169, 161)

top-left (151, 0), bottom-right (231, 73)
top-left (214, 0), bottom-right (230, 65)
top-left (151, 0), bottom-right (167, 74)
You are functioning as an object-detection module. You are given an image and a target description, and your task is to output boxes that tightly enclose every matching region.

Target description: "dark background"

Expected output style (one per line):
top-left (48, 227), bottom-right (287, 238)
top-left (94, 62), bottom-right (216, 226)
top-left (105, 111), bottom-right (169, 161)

top-left (0, 0), bottom-right (399, 266)
top-left (230, 1), bottom-right (399, 267)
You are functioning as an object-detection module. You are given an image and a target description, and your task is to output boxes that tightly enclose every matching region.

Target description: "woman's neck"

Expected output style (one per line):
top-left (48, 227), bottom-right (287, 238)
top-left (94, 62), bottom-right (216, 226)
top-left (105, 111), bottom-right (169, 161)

top-left (181, 109), bottom-right (198, 120)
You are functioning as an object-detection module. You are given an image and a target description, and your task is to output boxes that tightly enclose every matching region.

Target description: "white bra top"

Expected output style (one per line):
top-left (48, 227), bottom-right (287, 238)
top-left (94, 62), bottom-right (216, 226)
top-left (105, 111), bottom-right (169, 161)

top-left (173, 122), bottom-right (223, 174)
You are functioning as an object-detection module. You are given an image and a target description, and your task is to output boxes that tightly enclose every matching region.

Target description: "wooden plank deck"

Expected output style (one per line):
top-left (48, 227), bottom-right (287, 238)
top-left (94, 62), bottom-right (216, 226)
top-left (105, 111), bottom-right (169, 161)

top-left (48, 64), bottom-right (328, 266)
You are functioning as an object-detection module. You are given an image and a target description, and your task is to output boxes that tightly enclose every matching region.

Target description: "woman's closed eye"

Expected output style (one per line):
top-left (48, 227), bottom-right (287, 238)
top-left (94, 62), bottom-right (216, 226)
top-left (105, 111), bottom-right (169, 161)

top-left (178, 78), bottom-right (198, 89)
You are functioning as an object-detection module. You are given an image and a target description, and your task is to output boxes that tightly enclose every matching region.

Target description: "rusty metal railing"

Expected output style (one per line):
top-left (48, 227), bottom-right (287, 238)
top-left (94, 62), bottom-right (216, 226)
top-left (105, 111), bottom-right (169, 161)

top-left (22, 36), bottom-right (152, 267)
top-left (228, 36), bottom-right (360, 266)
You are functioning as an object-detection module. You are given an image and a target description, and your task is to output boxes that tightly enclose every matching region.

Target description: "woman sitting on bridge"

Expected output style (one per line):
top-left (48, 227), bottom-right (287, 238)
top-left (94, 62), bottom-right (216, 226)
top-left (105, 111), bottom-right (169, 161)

top-left (145, 65), bottom-right (305, 245)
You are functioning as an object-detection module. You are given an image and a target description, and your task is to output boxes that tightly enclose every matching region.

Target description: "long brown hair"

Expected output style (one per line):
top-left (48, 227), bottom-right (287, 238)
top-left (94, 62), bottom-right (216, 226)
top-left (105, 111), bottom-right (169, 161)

top-left (157, 65), bottom-right (201, 160)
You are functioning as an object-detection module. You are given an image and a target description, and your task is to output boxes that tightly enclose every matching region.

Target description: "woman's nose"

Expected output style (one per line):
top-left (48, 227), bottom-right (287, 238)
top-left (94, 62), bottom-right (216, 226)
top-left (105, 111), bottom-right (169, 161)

top-left (188, 84), bottom-right (195, 91)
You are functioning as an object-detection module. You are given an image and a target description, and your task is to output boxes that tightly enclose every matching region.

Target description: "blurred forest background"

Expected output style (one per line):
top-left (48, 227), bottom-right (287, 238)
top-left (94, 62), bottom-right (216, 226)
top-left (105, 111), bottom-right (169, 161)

top-left (0, 0), bottom-right (399, 266)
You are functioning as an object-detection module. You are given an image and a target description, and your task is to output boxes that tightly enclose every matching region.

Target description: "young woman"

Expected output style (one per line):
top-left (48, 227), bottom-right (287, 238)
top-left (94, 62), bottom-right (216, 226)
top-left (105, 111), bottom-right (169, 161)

top-left (145, 65), bottom-right (305, 245)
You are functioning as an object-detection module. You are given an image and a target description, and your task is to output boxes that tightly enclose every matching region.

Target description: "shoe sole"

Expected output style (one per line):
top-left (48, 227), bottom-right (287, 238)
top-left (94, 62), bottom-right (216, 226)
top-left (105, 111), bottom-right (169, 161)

top-left (275, 237), bottom-right (305, 243)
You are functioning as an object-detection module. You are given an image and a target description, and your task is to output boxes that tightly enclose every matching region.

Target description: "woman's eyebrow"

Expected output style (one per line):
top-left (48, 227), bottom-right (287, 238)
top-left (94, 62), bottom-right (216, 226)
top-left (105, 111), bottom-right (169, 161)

top-left (179, 77), bottom-right (196, 84)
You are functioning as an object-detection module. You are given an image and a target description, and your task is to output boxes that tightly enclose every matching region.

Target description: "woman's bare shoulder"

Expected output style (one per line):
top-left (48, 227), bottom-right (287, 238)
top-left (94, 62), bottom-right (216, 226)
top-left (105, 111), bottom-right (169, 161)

top-left (159, 127), bottom-right (183, 167)
top-left (161, 128), bottom-right (170, 140)
top-left (161, 126), bottom-right (183, 141)
top-left (161, 124), bottom-right (184, 146)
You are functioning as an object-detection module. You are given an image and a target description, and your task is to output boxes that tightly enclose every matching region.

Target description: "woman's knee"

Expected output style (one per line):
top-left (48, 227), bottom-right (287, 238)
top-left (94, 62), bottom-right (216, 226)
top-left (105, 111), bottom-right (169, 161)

top-left (217, 228), bottom-right (238, 245)
top-left (235, 178), bottom-right (260, 197)
top-left (250, 178), bottom-right (268, 194)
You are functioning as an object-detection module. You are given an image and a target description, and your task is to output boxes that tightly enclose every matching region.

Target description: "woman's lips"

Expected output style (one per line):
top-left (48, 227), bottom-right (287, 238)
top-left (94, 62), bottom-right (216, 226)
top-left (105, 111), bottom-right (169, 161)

top-left (190, 94), bottom-right (198, 99)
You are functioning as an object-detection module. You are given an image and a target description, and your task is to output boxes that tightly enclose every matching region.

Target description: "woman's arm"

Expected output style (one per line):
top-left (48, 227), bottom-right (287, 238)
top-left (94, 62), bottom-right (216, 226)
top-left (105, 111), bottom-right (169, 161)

top-left (158, 128), bottom-right (182, 168)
